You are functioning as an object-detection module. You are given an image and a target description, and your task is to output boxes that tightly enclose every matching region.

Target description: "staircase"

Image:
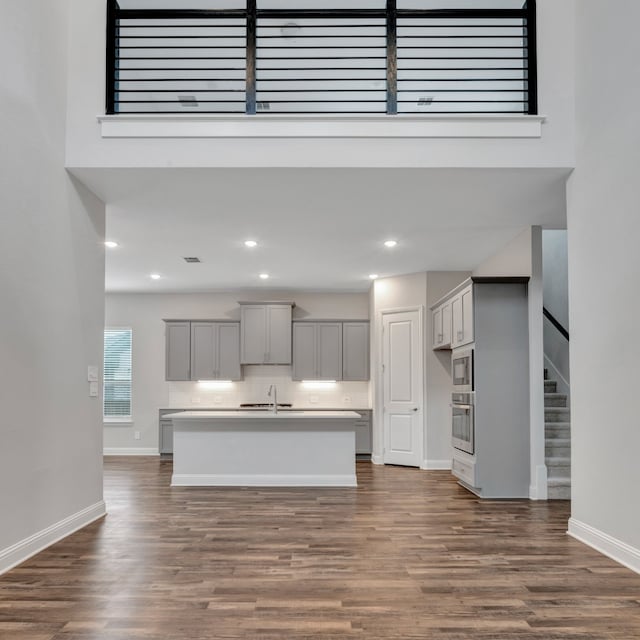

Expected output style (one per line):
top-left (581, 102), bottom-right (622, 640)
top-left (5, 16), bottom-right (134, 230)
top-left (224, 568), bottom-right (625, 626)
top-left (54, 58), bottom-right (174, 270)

top-left (544, 370), bottom-right (571, 500)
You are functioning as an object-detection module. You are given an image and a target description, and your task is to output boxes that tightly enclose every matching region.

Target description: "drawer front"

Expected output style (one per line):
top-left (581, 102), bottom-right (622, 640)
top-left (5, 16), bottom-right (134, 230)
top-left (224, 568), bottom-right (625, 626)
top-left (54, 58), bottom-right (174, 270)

top-left (452, 456), bottom-right (476, 487)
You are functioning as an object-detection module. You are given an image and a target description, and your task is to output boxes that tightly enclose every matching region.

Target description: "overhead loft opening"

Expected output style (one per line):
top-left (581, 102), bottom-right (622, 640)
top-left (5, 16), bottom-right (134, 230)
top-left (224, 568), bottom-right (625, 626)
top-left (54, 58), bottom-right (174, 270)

top-left (105, 0), bottom-right (537, 117)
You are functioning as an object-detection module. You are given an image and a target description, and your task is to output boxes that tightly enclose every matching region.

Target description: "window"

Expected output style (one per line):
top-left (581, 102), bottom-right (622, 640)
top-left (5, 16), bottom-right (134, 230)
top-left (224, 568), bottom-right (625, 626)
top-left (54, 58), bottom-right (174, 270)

top-left (104, 328), bottom-right (133, 420)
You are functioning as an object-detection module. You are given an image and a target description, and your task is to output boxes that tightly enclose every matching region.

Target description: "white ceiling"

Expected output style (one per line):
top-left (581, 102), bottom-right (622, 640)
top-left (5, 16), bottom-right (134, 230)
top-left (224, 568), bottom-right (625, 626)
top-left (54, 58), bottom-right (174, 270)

top-left (72, 167), bottom-right (569, 293)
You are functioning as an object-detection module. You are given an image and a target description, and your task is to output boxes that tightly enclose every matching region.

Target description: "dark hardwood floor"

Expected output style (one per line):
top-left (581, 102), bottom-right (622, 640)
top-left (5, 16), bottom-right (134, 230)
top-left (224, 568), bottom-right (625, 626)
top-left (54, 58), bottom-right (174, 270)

top-left (1, 458), bottom-right (639, 639)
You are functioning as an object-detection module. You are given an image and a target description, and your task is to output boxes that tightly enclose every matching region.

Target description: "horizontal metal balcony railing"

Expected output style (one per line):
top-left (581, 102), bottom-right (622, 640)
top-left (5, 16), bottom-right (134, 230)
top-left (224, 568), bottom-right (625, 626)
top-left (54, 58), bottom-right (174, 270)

top-left (106, 1), bottom-right (537, 116)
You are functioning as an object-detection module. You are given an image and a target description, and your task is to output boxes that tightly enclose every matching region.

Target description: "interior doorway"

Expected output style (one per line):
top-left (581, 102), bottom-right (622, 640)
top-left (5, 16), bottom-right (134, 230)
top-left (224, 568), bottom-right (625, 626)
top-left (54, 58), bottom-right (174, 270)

top-left (381, 308), bottom-right (423, 467)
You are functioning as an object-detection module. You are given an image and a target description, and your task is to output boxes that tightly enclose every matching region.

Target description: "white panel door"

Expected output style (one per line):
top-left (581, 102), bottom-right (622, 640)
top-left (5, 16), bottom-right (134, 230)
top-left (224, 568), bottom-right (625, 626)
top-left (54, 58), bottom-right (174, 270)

top-left (382, 310), bottom-right (423, 467)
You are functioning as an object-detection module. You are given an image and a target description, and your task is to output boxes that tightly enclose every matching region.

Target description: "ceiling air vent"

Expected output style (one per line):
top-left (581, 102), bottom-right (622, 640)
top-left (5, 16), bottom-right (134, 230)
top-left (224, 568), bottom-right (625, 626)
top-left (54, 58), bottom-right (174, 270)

top-left (183, 257), bottom-right (201, 263)
top-left (417, 96), bottom-right (434, 107)
top-left (178, 95), bottom-right (199, 108)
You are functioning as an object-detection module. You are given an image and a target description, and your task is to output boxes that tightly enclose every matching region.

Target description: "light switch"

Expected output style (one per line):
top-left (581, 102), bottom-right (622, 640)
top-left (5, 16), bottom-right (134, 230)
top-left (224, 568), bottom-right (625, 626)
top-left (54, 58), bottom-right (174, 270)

top-left (87, 366), bottom-right (99, 382)
top-left (89, 381), bottom-right (99, 397)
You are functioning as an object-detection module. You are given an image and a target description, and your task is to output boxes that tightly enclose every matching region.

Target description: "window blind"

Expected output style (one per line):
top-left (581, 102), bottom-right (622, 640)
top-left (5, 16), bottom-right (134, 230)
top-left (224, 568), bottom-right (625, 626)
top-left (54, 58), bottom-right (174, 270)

top-left (104, 328), bottom-right (133, 419)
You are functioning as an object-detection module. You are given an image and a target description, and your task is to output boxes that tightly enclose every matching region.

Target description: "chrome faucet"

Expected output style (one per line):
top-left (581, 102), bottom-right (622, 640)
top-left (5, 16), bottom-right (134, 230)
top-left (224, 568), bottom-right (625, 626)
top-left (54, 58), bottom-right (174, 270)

top-left (267, 384), bottom-right (278, 414)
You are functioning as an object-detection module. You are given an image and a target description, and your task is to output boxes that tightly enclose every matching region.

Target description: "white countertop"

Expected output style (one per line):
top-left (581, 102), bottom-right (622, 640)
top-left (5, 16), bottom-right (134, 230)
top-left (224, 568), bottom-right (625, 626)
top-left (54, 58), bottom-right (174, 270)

top-left (166, 410), bottom-right (361, 420)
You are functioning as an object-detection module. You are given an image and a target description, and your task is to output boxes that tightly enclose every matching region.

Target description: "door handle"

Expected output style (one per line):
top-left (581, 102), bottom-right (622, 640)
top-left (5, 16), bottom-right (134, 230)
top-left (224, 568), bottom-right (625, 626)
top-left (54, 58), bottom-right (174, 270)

top-left (412, 407), bottom-right (419, 412)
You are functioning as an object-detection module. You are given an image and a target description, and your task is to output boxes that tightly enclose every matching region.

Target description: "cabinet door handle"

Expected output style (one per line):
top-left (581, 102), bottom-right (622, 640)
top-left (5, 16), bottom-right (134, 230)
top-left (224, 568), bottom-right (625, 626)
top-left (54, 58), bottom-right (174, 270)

top-left (438, 333), bottom-right (443, 343)
top-left (457, 331), bottom-right (463, 340)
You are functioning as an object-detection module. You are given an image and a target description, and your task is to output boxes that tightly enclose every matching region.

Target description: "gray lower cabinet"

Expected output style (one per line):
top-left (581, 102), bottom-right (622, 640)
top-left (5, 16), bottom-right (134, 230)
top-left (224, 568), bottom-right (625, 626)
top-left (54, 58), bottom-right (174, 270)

top-left (293, 322), bottom-right (342, 381)
top-left (354, 410), bottom-right (372, 455)
top-left (240, 304), bottom-right (293, 365)
top-left (342, 322), bottom-right (369, 381)
top-left (191, 322), bottom-right (241, 381)
top-left (165, 322), bottom-right (191, 381)
top-left (159, 409), bottom-right (180, 454)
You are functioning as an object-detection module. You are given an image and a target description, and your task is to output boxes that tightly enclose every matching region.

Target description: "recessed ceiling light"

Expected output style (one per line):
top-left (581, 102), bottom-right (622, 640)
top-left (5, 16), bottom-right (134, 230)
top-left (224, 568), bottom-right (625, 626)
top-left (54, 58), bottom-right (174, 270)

top-left (150, 273), bottom-right (162, 280)
top-left (259, 273), bottom-right (270, 280)
top-left (104, 241), bottom-right (118, 248)
top-left (384, 240), bottom-right (398, 248)
top-left (369, 274), bottom-right (379, 280)
top-left (244, 240), bottom-right (258, 248)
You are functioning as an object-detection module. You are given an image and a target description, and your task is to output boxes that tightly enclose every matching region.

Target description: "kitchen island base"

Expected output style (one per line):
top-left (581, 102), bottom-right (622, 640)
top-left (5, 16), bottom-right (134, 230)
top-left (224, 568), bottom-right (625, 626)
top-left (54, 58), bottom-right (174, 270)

top-left (167, 411), bottom-right (359, 487)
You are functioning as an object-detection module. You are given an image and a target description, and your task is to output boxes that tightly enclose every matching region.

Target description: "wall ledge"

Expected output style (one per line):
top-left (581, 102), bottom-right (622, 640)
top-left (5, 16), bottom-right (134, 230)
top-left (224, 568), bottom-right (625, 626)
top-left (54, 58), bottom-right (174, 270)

top-left (568, 518), bottom-right (640, 575)
top-left (0, 501), bottom-right (106, 576)
top-left (98, 114), bottom-right (545, 140)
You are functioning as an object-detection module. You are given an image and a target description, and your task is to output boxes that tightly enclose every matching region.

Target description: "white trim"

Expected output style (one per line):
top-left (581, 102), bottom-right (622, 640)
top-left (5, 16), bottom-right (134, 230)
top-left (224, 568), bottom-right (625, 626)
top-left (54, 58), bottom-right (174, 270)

top-left (568, 518), bottom-right (640, 576)
top-left (98, 114), bottom-right (545, 140)
top-left (171, 473), bottom-right (357, 487)
top-left (104, 419), bottom-right (134, 426)
top-left (371, 454), bottom-right (384, 465)
top-left (544, 354), bottom-right (571, 399)
top-left (421, 459), bottom-right (452, 471)
top-left (529, 464), bottom-right (549, 501)
top-left (103, 447), bottom-right (159, 456)
top-left (0, 501), bottom-right (106, 576)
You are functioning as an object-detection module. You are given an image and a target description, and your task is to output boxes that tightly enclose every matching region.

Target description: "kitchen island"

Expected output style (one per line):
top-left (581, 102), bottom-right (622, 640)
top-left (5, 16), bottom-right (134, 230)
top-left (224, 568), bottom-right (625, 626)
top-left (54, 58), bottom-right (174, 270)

top-left (165, 410), bottom-right (361, 487)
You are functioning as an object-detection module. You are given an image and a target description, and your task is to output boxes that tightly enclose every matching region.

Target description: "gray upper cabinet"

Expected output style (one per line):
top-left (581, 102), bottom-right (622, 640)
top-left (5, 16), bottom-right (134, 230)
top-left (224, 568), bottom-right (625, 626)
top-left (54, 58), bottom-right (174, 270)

top-left (293, 322), bottom-right (343, 381)
top-left (190, 322), bottom-right (216, 380)
top-left (292, 323), bottom-right (316, 380)
top-left (217, 323), bottom-right (242, 380)
top-left (165, 322), bottom-right (191, 381)
top-left (240, 303), bottom-right (292, 365)
top-left (342, 322), bottom-right (370, 381)
top-left (190, 322), bottom-right (241, 381)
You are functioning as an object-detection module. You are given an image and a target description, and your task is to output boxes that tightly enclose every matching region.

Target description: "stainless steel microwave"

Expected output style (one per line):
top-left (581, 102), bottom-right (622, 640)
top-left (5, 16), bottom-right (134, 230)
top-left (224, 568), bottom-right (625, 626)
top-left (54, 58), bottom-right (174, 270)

top-left (452, 347), bottom-right (474, 392)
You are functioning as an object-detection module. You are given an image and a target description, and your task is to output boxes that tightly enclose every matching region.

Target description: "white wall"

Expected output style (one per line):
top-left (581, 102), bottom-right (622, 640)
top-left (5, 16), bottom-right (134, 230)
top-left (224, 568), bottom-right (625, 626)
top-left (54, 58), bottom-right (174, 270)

top-left (65, 0), bottom-right (575, 170)
top-left (542, 230), bottom-right (570, 392)
top-left (543, 230), bottom-right (569, 328)
top-left (370, 273), bottom-right (427, 463)
top-left (473, 227), bottom-right (534, 278)
top-left (105, 292), bottom-right (370, 452)
top-left (0, 1), bottom-right (106, 572)
top-left (425, 272), bottom-right (470, 468)
top-left (567, 0), bottom-right (640, 571)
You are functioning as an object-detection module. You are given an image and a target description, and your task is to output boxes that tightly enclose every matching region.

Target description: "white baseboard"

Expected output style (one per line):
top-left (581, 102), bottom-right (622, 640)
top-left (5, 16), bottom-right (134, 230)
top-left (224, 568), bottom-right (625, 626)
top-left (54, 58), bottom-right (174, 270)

top-left (171, 473), bottom-right (357, 487)
top-left (421, 459), bottom-right (452, 471)
top-left (371, 454), bottom-right (384, 465)
top-left (0, 501), bottom-right (106, 576)
top-left (568, 518), bottom-right (640, 575)
top-left (103, 448), bottom-right (159, 456)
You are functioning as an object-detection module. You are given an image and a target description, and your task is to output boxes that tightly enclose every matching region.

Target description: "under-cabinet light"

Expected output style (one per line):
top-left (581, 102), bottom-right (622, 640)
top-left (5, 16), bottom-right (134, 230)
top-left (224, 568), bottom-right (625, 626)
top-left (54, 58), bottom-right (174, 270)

top-left (105, 241), bottom-right (119, 248)
top-left (301, 381), bottom-right (337, 389)
top-left (198, 381), bottom-right (233, 389)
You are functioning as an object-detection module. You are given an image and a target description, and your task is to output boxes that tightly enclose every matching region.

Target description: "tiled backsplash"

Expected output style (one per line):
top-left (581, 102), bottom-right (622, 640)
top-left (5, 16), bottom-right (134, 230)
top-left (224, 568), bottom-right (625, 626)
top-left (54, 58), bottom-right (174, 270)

top-left (168, 366), bottom-right (371, 409)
